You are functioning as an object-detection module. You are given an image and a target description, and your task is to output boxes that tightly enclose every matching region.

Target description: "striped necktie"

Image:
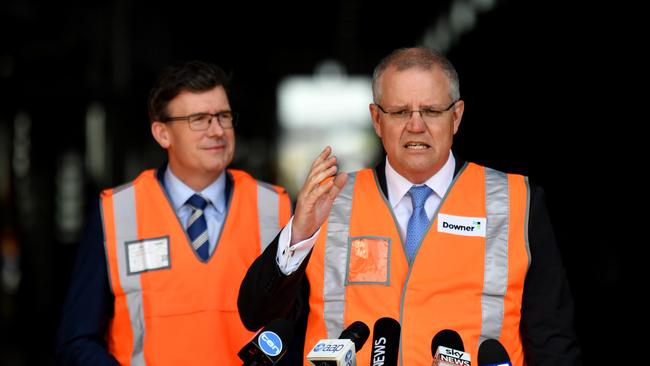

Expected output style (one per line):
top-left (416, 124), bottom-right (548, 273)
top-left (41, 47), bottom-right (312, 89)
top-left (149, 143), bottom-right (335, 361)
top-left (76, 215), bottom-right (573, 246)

top-left (186, 194), bottom-right (210, 260)
top-left (405, 185), bottom-right (433, 261)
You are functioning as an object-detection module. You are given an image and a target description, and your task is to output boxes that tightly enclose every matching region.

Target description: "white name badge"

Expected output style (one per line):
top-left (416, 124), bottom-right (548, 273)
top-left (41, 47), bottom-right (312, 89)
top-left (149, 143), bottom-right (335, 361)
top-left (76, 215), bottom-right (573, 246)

top-left (126, 237), bottom-right (171, 274)
top-left (437, 214), bottom-right (487, 237)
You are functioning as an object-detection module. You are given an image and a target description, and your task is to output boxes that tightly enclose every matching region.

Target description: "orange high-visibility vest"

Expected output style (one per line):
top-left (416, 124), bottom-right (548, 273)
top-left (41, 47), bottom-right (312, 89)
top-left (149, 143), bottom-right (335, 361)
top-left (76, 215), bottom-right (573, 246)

top-left (101, 169), bottom-right (291, 366)
top-left (304, 163), bottom-right (530, 366)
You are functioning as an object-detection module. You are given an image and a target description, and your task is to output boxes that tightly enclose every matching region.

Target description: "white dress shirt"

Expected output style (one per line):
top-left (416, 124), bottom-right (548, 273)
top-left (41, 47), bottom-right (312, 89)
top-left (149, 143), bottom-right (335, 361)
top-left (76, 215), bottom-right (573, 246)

top-left (276, 152), bottom-right (456, 275)
top-left (164, 167), bottom-right (227, 256)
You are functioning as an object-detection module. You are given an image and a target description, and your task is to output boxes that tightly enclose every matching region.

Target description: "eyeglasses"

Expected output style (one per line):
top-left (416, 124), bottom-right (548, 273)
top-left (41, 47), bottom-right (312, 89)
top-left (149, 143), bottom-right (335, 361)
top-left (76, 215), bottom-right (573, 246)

top-left (164, 111), bottom-right (237, 131)
top-left (374, 100), bottom-right (458, 123)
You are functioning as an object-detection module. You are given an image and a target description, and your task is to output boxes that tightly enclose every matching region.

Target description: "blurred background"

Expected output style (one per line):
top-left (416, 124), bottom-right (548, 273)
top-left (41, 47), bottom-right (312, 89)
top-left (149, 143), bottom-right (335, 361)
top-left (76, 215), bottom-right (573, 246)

top-left (0, 0), bottom-right (637, 364)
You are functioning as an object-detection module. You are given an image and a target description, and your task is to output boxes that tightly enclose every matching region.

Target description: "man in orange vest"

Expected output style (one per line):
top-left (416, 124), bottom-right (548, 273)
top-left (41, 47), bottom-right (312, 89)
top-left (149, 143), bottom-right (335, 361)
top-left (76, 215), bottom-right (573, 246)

top-left (239, 48), bottom-right (582, 365)
top-left (57, 61), bottom-right (292, 365)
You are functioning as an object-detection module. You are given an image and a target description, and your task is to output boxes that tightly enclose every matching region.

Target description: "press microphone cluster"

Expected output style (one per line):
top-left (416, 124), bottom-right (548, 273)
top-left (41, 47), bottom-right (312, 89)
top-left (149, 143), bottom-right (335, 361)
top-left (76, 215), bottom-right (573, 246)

top-left (477, 339), bottom-right (511, 366)
top-left (370, 317), bottom-right (400, 366)
top-left (306, 321), bottom-right (370, 366)
top-left (431, 329), bottom-right (471, 366)
top-left (238, 318), bottom-right (294, 366)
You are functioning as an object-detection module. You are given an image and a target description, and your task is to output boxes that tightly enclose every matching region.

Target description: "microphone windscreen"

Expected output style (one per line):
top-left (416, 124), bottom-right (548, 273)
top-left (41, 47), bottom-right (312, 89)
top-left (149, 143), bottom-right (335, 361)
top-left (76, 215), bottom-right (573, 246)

top-left (339, 321), bottom-right (370, 352)
top-left (477, 338), bottom-right (511, 365)
top-left (373, 317), bottom-right (401, 339)
top-left (431, 329), bottom-right (465, 355)
top-left (372, 317), bottom-right (401, 365)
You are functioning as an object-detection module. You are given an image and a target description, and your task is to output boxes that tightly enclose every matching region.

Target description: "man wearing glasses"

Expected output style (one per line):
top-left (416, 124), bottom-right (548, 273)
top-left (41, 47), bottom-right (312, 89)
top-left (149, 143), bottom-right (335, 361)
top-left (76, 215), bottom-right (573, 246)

top-left (57, 61), bottom-right (291, 365)
top-left (239, 48), bottom-right (581, 365)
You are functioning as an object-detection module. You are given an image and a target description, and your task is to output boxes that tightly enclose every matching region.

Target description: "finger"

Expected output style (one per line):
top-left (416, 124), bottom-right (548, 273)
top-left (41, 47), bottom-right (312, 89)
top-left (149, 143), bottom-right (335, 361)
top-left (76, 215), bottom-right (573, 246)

top-left (304, 157), bottom-right (338, 189)
top-left (300, 166), bottom-right (338, 200)
top-left (311, 163), bottom-right (338, 186)
top-left (309, 146), bottom-right (332, 171)
top-left (310, 171), bottom-right (348, 204)
top-left (328, 172), bottom-right (349, 199)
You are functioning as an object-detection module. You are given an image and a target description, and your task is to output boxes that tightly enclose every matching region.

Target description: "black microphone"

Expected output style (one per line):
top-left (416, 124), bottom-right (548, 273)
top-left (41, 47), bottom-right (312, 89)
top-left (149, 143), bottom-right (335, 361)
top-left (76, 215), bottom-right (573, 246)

top-left (307, 321), bottom-right (370, 366)
top-left (370, 317), bottom-right (400, 366)
top-left (431, 329), bottom-right (471, 366)
top-left (477, 339), bottom-right (511, 366)
top-left (238, 318), bottom-right (294, 365)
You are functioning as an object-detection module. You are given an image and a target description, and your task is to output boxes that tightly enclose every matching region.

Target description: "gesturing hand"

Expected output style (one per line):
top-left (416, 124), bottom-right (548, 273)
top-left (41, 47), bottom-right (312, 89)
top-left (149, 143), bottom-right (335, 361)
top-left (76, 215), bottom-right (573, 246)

top-left (291, 146), bottom-right (348, 245)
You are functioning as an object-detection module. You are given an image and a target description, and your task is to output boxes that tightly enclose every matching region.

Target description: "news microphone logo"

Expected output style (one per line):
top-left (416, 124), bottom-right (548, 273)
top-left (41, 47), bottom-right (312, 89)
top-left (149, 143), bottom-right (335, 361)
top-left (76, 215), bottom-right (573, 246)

top-left (306, 321), bottom-right (370, 366)
top-left (434, 346), bottom-right (471, 366)
top-left (237, 318), bottom-right (294, 365)
top-left (258, 330), bottom-right (283, 357)
top-left (430, 329), bottom-right (470, 366)
top-left (371, 317), bottom-right (400, 366)
top-left (307, 339), bottom-right (356, 365)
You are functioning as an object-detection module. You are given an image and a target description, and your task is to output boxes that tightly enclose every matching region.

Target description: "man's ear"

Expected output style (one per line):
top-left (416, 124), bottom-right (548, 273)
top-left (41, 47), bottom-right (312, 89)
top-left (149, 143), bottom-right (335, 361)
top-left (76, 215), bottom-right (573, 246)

top-left (151, 121), bottom-right (171, 148)
top-left (451, 100), bottom-right (465, 135)
top-left (369, 103), bottom-right (382, 138)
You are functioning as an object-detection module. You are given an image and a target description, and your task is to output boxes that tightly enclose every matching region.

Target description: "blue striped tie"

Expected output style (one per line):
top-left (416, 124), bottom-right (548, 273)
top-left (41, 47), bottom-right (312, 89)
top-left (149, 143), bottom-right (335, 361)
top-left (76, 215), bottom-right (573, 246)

top-left (405, 185), bottom-right (433, 261)
top-left (186, 194), bottom-right (210, 260)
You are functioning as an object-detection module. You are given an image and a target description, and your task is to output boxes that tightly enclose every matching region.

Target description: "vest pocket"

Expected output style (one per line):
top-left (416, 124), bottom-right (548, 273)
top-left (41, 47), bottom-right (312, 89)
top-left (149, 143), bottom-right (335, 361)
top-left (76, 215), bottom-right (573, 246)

top-left (345, 236), bottom-right (390, 285)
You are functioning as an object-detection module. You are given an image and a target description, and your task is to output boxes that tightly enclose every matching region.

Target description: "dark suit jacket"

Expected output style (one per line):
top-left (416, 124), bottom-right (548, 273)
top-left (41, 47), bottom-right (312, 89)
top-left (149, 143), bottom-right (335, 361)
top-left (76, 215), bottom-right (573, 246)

top-left (238, 156), bottom-right (582, 366)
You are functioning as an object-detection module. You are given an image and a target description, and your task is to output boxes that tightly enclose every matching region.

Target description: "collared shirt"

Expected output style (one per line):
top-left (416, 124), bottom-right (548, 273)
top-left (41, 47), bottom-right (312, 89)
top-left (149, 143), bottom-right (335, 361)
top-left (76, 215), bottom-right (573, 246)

top-left (164, 167), bottom-right (226, 255)
top-left (276, 151), bottom-right (455, 275)
top-left (386, 152), bottom-right (455, 240)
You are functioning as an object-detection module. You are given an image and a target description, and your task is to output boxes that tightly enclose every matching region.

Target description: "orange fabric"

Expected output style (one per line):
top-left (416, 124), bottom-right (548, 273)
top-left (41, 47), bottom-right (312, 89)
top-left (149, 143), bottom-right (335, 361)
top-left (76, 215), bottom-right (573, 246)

top-left (101, 188), bottom-right (135, 366)
top-left (102, 169), bottom-right (290, 365)
top-left (303, 164), bottom-right (529, 366)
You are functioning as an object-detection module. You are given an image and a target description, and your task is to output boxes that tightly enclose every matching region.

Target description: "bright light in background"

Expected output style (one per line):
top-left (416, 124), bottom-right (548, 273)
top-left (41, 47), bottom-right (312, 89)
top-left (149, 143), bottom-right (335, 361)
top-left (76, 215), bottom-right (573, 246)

top-left (55, 152), bottom-right (84, 244)
top-left (85, 102), bottom-right (107, 185)
top-left (277, 60), bottom-right (381, 195)
top-left (421, 0), bottom-right (499, 52)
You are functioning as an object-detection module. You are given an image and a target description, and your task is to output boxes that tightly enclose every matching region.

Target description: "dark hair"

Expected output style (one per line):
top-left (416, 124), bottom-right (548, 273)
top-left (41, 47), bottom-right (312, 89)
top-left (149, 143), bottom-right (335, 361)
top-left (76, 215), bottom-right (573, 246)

top-left (372, 47), bottom-right (460, 103)
top-left (147, 61), bottom-right (231, 123)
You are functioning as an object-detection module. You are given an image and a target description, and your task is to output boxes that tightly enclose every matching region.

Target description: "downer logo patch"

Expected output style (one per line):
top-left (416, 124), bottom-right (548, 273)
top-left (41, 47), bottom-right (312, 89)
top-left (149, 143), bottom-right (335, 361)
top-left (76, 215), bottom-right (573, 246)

top-left (437, 213), bottom-right (486, 237)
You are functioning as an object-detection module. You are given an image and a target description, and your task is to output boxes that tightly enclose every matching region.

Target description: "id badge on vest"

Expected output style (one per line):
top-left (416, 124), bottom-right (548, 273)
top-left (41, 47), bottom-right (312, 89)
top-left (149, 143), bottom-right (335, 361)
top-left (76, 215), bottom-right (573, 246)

top-left (345, 236), bottom-right (390, 285)
top-left (125, 236), bottom-right (171, 275)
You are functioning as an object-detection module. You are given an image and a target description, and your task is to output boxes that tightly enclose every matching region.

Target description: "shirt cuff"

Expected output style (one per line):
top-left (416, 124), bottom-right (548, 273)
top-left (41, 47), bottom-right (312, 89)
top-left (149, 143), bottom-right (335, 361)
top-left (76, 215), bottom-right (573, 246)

top-left (276, 217), bottom-right (319, 275)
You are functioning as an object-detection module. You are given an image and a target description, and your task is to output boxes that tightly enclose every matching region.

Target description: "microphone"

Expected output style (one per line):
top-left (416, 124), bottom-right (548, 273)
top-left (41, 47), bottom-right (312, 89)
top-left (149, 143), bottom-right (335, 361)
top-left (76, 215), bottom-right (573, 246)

top-left (307, 321), bottom-right (370, 366)
top-left (477, 339), bottom-right (511, 366)
top-left (431, 329), bottom-right (471, 366)
top-left (370, 317), bottom-right (400, 366)
top-left (238, 318), bottom-right (294, 365)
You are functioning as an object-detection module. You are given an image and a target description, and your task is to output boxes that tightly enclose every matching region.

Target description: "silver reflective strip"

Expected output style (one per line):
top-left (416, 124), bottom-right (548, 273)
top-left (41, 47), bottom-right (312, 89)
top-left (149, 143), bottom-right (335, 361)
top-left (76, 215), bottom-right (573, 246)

top-left (257, 182), bottom-right (280, 252)
top-left (112, 185), bottom-right (146, 366)
top-left (479, 168), bottom-right (509, 347)
top-left (323, 172), bottom-right (356, 338)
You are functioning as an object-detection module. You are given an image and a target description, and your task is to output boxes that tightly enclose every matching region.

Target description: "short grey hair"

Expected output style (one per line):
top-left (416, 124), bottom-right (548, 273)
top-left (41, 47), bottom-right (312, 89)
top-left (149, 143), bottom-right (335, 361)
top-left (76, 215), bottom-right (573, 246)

top-left (371, 47), bottom-right (460, 103)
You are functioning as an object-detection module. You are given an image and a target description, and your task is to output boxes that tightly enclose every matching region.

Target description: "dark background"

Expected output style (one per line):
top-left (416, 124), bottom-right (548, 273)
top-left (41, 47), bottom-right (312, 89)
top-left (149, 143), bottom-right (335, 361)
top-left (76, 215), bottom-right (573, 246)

top-left (0, 0), bottom-right (638, 364)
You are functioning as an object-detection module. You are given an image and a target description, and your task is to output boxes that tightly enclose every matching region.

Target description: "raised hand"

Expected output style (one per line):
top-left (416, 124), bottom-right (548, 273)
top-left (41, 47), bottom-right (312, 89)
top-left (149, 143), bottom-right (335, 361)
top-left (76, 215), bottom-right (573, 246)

top-left (291, 146), bottom-right (348, 245)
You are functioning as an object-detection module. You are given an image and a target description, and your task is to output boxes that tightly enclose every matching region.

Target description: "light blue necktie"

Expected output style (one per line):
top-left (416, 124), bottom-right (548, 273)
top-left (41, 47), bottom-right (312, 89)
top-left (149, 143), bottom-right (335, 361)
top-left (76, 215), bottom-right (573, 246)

top-left (186, 194), bottom-right (210, 260)
top-left (405, 185), bottom-right (433, 261)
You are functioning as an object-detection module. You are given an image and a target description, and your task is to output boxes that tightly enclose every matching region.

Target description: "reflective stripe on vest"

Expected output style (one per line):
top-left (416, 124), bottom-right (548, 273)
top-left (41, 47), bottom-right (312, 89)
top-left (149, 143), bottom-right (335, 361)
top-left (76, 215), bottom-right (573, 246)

top-left (322, 172), bottom-right (357, 338)
top-left (480, 167), bottom-right (509, 346)
top-left (108, 183), bottom-right (145, 366)
top-left (257, 181), bottom-right (281, 252)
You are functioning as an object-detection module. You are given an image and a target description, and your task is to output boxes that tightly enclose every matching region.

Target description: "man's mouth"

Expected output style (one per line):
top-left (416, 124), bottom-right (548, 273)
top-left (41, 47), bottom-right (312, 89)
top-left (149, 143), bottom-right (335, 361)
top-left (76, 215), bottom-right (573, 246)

top-left (404, 142), bottom-right (430, 150)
